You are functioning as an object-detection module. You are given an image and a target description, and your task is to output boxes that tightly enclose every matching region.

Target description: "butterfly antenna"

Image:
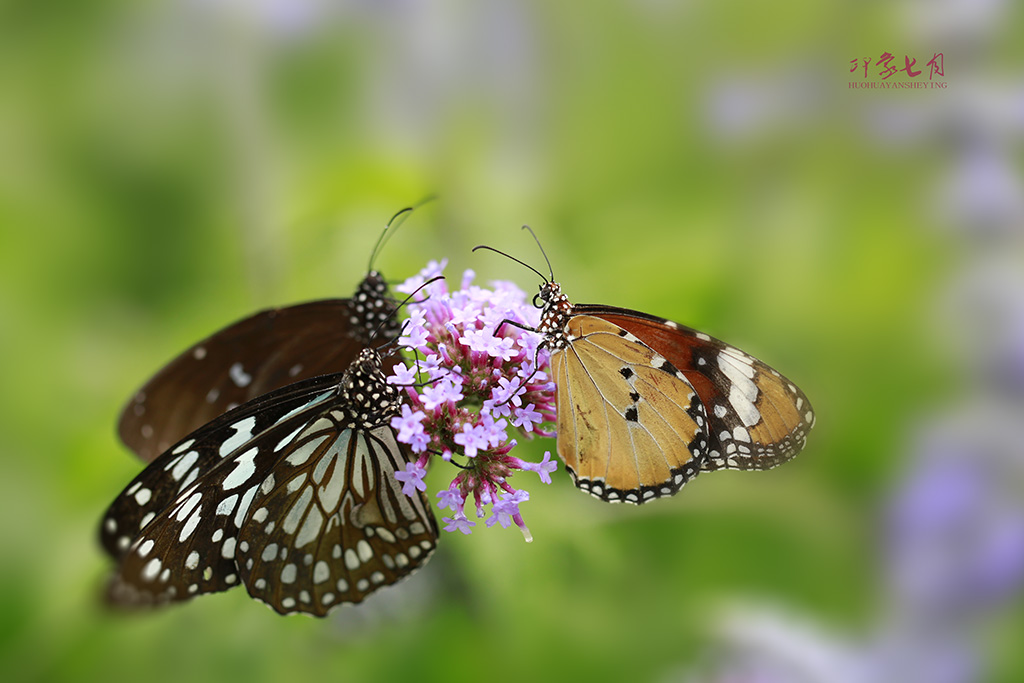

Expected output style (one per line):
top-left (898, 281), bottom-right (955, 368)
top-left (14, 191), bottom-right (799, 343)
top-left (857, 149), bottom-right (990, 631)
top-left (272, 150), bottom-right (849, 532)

top-left (367, 195), bottom-right (439, 272)
top-left (521, 225), bottom-right (554, 282)
top-left (471, 245), bottom-right (550, 285)
top-left (369, 275), bottom-right (445, 343)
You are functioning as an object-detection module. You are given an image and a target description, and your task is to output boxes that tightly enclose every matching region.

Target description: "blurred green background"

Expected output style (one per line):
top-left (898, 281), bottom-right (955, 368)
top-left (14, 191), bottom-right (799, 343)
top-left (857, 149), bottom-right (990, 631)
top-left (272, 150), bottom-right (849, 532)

top-left (3, 1), bottom-right (1023, 682)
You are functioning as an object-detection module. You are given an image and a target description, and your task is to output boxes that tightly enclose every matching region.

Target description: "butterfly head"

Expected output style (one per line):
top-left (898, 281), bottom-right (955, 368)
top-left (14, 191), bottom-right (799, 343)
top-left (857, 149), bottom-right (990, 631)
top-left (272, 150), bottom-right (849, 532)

top-left (340, 348), bottom-right (400, 428)
top-left (349, 271), bottom-right (400, 344)
top-left (536, 281), bottom-right (574, 346)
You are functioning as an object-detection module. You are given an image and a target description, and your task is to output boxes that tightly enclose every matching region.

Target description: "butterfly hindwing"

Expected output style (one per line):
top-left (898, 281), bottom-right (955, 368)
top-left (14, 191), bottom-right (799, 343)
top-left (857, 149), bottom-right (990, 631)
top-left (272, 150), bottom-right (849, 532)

top-left (576, 306), bottom-right (815, 472)
top-left (237, 425), bottom-right (437, 616)
top-left (552, 314), bottom-right (707, 503)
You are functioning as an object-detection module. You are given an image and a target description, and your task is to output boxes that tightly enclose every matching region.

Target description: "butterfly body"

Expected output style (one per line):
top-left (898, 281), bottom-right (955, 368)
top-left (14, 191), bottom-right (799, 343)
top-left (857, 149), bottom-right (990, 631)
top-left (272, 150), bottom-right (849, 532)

top-left (102, 347), bottom-right (438, 616)
top-left (536, 281), bottom-right (814, 504)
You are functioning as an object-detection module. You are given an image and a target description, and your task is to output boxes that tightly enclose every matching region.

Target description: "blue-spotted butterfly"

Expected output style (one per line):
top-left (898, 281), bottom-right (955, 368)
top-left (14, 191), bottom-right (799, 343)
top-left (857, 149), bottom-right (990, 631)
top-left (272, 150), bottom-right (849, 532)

top-left (101, 346), bottom-right (438, 615)
top-left (476, 232), bottom-right (815, 504)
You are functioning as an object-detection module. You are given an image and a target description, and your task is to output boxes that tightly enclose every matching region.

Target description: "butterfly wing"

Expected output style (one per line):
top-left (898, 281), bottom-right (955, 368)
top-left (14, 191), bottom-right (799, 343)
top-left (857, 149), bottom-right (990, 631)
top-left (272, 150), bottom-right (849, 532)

top-left (103, 376), bottom-right (345, 606)
top-left (552, 314), bottom-right (708, 503)
top-left (102, 350), bottom-right (436, 614)
top-left (576, 305), bottom-right (815, 472)
top-left (119, 273), bottom-right (399, 463)
top-left (237, 424), bottom-right (437, 616)
top-left (100, 375), bottom-right (343, 561)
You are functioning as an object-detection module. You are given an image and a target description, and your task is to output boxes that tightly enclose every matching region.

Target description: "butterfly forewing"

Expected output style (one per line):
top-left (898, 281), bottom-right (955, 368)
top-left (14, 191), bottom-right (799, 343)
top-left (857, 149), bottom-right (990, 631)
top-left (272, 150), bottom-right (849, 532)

top-left (553, 315), bottom-right (708, 503)
top-left (104, 378), bottom-right (344, 607)
top-left (119, 273), bottom-right (399, 463)
top-left (237, 425), bottom-right (437, 616)
top-left (582, 307), bottom-right (815, 472)
top-left (100, 376), bottom-right (344, 561)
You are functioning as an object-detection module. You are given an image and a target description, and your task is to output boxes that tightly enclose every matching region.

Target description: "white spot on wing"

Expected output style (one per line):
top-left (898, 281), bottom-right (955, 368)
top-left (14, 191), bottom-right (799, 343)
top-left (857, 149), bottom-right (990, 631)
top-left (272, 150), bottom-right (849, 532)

top-left (142, 558), bottom-right (162, 582)
top-left (229, 362), bottom-right (252, 387)
top-left (221, 447), bottom-right (258, 490)
top-left (179, 507), bottom-right (202, 541)
top-left (282, 487), bottom-right (313, 534)
top-left (171, 451), bottom-right (199, 481)
top-left (172, 439), bottom-right (195, 455)
top-left (215, 493), bottom-right (238, 516)
top-left (219, 417), bottom-right (257, 457)
top-left (356, 539), bottom-right (373, 562)
top-left (729, 384), bottom-right (762, 427)
top-left (344, 549), bottom-right (359, 571)
top-left (295, 505), bottom-right (324, 548)
top-left (174, 492), bottom-right (202, 522)
top-left (233, 484), bottom-right (258, 528)
top-left (286, 436), bottom-right (326, 467)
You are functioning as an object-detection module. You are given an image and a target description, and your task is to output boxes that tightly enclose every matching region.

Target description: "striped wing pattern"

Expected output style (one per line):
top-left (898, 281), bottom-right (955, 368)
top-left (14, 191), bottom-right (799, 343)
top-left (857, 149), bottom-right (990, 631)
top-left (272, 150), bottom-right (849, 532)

top-left (102, 348), bottom-right (437, 616)
top-left (119, 273), bottom-right (398, 463)
top-left (238, 424), bottom-right (436, 616)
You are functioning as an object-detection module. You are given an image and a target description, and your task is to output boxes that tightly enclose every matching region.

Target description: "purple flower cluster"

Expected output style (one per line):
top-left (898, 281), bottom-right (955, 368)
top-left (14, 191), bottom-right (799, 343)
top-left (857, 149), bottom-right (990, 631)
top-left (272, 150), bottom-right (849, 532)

top-left (388, 260), bottom-right (558, 541)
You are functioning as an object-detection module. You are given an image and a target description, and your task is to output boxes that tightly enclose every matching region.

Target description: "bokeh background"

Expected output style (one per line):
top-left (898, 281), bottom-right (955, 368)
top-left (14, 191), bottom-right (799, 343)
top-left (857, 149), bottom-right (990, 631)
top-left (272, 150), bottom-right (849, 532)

top-left (3, 1), bottom-right (1024, 681)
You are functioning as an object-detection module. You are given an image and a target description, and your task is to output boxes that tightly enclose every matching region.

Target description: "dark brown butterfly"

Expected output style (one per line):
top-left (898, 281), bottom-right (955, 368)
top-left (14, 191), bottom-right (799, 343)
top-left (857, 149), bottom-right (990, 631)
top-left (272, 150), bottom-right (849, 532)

top-left (118, 209), bottom-right (416, 463)
top-left (477, 232), bottom-right (815, 504)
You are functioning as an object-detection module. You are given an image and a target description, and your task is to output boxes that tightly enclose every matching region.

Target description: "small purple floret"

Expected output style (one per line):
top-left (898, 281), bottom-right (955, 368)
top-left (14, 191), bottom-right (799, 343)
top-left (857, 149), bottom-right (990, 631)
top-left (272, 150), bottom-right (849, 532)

top-left (394, 462), bottom-right (427, 497)
top-left (443, 514), bottom-right (476, 535)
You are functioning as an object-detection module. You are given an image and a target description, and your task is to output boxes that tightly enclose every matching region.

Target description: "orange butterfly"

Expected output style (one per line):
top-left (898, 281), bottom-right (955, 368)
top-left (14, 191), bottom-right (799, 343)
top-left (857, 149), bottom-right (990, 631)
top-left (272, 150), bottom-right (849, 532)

top-left (478, 236), bottom-right (815, 504)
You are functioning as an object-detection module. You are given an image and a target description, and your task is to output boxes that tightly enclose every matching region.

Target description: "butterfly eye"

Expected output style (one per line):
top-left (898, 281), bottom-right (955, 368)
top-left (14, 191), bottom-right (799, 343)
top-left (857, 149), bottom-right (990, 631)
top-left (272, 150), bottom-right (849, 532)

top-left (533, 292), bottom-right (544, 308)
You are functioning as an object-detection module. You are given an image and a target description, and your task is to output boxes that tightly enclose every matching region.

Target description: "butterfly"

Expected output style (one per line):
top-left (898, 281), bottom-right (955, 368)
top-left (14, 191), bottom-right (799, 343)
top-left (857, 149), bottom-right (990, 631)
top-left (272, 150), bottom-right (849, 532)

top-left (118, 209), bottom-right (415, 463)
top-left (100, 346), bottom-right (438, 616)
top-left (476, 235), bottom-right (815, 505)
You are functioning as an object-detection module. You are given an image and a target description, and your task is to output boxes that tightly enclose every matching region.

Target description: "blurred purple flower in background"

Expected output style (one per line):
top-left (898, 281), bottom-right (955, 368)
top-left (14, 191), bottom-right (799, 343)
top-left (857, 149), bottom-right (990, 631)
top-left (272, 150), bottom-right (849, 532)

top-left (887, 412), bottom-right (1024, 620)
top-left (704, 69), bottom-right (824, 143)
top-left (936, 139), bottom-right (1024, 240)
top-left (189, 0), bottom-right (328, 39)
